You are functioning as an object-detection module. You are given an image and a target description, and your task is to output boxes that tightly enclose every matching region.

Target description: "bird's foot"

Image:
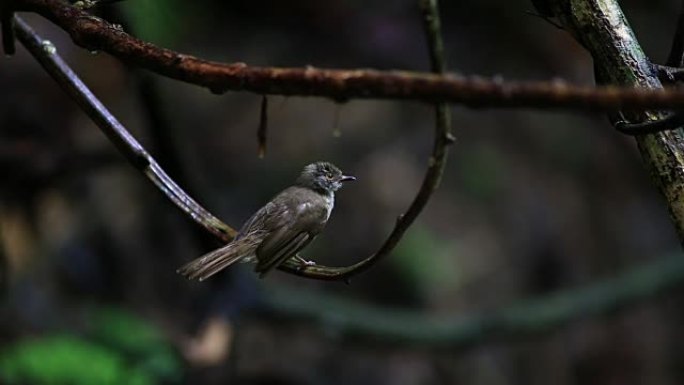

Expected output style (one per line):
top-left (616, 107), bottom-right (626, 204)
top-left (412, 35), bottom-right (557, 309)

top-left (294, 255), bottom-right (316, 268)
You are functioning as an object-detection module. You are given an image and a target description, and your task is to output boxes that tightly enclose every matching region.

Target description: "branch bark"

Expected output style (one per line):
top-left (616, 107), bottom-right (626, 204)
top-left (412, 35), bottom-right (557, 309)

top-left (550, 0), bottom-right (684, 242)
top-left (13, 16), bottom-right (237, 244)
top-left (10, 0), bottom-right (684, 111)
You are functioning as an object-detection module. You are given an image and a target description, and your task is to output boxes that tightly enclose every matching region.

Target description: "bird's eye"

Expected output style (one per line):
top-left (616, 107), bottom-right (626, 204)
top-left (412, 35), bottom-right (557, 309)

top-left (326, 173), bottom-right (334, 180)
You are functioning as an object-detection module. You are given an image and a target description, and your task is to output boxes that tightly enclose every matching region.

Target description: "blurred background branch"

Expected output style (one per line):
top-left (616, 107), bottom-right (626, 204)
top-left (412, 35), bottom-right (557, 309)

top-left (261, 254), bottom-right (684, 346)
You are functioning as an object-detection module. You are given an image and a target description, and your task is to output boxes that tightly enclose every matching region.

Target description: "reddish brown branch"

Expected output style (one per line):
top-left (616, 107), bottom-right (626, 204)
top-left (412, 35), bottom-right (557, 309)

top-left (12, 0), bottom-right (684, 111)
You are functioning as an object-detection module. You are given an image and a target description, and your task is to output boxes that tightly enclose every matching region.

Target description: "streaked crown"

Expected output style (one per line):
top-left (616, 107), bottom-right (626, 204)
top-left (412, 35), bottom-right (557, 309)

top-left (296, 161), bottom-right (355, 193)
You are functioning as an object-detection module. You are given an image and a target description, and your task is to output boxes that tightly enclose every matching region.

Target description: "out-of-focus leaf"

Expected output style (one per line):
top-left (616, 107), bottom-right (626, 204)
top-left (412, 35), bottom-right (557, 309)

top-left (458, 144), bottom-right (504, 201)
top-left (120, 0), bottom-right (186, 45)
top-left (0, 335), bottom-right (154, 385)
top-left (392, 225), bottom-right (459, 292)
top-left (88, 307), bottom-right (182, 380)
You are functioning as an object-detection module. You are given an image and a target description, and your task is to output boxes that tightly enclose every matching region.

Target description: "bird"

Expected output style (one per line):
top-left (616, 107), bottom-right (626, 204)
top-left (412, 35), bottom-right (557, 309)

top-left (177, 161), bottom-right (355, 281)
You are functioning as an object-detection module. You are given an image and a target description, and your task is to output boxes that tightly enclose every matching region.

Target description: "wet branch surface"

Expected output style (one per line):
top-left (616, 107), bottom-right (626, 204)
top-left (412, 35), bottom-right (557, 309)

top-left (11, 0), bottom-right (684, 111)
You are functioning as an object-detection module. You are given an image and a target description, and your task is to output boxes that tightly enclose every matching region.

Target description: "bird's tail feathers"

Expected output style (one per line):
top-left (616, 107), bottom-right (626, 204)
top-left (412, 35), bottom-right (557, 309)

top-left (177, 236), bottom-right (258, 281)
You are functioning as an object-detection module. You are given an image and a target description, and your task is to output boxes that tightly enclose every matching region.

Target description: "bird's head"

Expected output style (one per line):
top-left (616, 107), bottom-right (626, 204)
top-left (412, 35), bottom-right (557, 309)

top-left (296, 161), bottom-right (355, 193)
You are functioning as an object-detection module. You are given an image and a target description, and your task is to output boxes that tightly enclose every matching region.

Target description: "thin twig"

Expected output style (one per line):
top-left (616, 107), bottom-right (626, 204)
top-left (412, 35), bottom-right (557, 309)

top-left (262, 255), bottom-right (684, 346)
top-left (667, 1), bottom-right (684, 67)
top-left (654, 64), bottom-right (684, 83)
top-left (1, 7), bottom-right (15, 55)
top-left (13, 16), bottom-right (236, 244)
top-left (257, 95), bottom-right (267, 159)
top-left (13, 0), bottom-right (684, 111)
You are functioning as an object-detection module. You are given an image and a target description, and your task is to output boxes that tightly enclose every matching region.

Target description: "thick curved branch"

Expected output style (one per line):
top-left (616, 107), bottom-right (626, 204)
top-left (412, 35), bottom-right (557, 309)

top-left (261, 255), bottom-right (684, 346)
top-left (12, 0), bottom-right (684, 111)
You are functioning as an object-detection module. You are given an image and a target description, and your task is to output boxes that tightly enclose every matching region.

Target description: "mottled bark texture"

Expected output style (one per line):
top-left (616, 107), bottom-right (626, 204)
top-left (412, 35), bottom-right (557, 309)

top-left (548, 0), bottom-right (684, 241)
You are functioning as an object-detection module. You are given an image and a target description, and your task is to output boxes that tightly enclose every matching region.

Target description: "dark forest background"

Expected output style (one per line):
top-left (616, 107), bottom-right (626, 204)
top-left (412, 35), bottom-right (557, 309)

top-left (2, 0), bottom-right (684, 384)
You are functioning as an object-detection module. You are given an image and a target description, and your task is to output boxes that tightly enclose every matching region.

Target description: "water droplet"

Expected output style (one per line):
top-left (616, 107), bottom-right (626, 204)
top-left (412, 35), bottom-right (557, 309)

top-left (41, 40), bottom-right (56, 55)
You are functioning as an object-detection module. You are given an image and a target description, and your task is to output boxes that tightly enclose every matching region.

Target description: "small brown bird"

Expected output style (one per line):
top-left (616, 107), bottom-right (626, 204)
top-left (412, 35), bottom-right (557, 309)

top-left (177, 162), bottom-right (355, 280)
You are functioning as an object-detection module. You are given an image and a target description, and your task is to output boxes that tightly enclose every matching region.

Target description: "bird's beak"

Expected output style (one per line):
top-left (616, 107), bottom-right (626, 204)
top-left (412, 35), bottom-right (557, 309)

top-left (340, 175), bottom-right (356, 182)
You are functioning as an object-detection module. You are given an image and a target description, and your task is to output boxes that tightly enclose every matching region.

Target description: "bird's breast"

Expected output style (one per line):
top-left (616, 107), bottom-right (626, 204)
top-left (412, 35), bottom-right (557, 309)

top-left (296, 192), bottom-right (334, 223)
top-left (323, 193), bottom-right (334, 221)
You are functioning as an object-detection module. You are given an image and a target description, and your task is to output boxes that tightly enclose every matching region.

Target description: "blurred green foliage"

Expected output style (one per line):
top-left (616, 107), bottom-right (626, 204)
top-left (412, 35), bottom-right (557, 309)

top-left (121, 0), bottom-right (186, 45)
top-left (89, 307), bottom-right (181, 380)
top-left (0, 335), bottom-right (153, 385)
top-left (392, 225), bottom-right (460, 293)
top-left (458, 144), bottom-right (505, 201)
top-left (0, 307), bottom-right (181, 385)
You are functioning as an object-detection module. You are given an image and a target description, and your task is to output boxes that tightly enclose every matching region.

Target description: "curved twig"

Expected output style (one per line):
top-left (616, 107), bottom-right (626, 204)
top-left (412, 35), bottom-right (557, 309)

top-left (12, 0), bottom-right (684, 111)
top-left (273, 0), bottom-right (454, 280)
top-left (13, 17), bottom-right (236, 244)
top-left (12, 15), bottom-right (449, 281)
top-left (614, 112), bottom-right (684, 135)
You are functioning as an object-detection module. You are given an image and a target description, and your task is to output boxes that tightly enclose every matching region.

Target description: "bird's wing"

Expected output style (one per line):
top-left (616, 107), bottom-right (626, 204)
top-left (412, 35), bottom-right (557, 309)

top-left (254, 196), bottom-right (328, 276)
top-left (254, 229), bottom-right (312, 276)
top-left (236, 198), bottom-right (288, 239)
